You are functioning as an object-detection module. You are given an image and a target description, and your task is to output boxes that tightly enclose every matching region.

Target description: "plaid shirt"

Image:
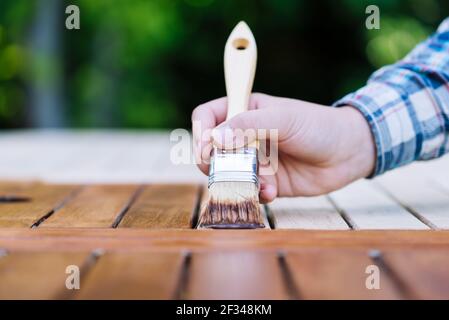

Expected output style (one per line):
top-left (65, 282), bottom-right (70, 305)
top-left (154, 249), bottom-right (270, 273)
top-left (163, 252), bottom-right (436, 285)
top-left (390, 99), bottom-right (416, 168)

top-left (334, 17), bottom-right (449, 176)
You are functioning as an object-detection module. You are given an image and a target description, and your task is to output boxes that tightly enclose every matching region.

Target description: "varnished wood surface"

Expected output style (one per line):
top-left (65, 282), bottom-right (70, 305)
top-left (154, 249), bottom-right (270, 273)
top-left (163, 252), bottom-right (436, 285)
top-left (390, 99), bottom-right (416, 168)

top-left (0, 251), bottom-right (89, 299)
top-left (41, 185), bottom-right (139, 228)
top-left (2, 229), bottom-right (449, 251)
top-left (119, 184), bottom-right (199, 229)
top-left (75, 251), bottom-right (185, 300)
top-left (1, 131), bottom-right (449, 299)
top-left (0, 131), bottom-right (448, 230)
top-left (382, 248), bottom-right (449, 299)
top-left (186, 251), bottom-right (289, 299)
top-left (0, 183), bottom-right (78, 228)
top-left (285, 249), bottom-right (402, 299)
top-left (1, 240), bottom-right (449, 300)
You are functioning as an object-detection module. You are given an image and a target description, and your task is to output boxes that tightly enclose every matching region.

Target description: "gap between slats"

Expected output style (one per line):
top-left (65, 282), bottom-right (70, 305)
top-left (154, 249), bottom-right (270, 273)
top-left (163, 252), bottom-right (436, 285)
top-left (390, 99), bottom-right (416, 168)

top-left (380, 248), bottom-right (449, 299)
top-left (72, 250), bottom-right (187, 299)
top-left (373, 169), bottom-right (449, 229)
top-left (329, 180), bottom-right (429, 230)
top-left (266, 196), bottom-right (352, 230)
top-left (177, 250), bottom-right (300, 299)
top-left (0, 183), bottom-right (84, 228)
top-left (118, 184), bottom-right (200, 229)
top-left (283, 248), bottom-right (417, 299)
top-left (373, 181), bottom-right (437, 229)
top-left (30, 184), bottom-right (202, 229)
top-left (175, 248), bottom-right (424, 300)
top-left (1, 247), bottom-right (448, 299)
top-left (31, 185), bottom-right (85, 228)
top-left (0, 249), bottom-right (92, 299)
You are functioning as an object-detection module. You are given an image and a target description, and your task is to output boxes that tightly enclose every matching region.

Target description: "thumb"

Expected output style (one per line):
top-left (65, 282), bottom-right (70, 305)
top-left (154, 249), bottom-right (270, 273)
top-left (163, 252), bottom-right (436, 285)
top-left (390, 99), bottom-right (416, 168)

top-left (212, 108), bottom-right (287, 149)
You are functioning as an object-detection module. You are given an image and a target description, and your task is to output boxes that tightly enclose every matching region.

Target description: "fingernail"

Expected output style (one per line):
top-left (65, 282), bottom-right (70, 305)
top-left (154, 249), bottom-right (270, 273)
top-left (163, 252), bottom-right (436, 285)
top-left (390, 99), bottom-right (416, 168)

top-left (212, 124), bottom-right (232, 146)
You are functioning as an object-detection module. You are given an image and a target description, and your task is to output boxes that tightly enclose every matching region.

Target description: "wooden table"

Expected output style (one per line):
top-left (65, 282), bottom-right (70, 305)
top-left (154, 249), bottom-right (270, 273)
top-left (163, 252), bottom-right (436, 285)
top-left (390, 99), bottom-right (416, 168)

top-left (1, 130), bottom-right (449, 300)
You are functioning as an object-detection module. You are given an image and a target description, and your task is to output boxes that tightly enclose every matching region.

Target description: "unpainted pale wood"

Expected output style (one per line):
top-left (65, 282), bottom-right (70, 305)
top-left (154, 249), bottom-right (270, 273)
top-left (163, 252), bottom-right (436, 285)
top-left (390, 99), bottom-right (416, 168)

top-left (75, 251), bottom-right (184, 299)
top-left (285, 249), bottom-right (402, 299)
top-left (382, 249), bottom-right (449, 299)
top-left (40, 185), bottom-right (139, 228)
top-left (0, 251), bottom-right (89, 299)
top-left (376, 171), bottom-right (449, 229)
top-left (119, 184), bottom-right (199, 228)
top-left (268, 196), bottom-right (349, 230)
top-left (0, 183), bottom-right (78, 227)
top-left (0, 131), bottom-right (204, 184)
top-left (329, 179), bottom-right (428, 230)
top-left (186, 251), bottom-right (289, 299)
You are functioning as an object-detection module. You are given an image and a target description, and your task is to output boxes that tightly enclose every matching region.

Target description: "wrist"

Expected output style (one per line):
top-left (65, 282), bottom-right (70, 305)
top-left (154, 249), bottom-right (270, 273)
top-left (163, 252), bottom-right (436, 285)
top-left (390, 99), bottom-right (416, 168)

top-left (339, 106), bottom-right (376, 179)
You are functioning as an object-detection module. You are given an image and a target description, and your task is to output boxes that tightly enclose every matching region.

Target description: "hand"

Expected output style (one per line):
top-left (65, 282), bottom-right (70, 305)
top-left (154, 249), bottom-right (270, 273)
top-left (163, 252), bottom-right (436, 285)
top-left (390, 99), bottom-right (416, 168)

top-left (192, 93), bottom-right (375, 203)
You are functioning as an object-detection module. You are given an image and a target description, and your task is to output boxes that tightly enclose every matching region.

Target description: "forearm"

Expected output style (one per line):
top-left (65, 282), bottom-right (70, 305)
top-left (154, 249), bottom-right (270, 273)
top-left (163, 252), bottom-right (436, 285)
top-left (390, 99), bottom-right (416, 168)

top-left (334, 17), bottom-right (449, 177)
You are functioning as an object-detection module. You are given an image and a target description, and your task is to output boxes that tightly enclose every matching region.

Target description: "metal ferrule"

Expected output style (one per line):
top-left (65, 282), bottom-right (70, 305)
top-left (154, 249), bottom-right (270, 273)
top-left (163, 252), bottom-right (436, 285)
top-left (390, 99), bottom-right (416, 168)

top-left (208, 146), bottom-right (259, 188)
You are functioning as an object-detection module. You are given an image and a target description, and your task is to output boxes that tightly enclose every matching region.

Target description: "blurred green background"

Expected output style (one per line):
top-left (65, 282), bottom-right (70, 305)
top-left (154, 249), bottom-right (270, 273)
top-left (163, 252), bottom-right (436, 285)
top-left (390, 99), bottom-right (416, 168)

top-left (0, 0), bottom-right (447, 129)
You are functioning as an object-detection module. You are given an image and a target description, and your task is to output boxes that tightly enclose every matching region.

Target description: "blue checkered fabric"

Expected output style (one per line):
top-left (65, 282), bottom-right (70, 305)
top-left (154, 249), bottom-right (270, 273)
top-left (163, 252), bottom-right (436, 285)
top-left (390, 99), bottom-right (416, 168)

top-left (334, 17), bottom-right (449, 176)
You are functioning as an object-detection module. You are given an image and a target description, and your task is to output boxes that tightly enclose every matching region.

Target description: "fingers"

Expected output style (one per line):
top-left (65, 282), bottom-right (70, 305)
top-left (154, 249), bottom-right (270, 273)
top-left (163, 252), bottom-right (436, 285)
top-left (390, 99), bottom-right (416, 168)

top-left (212, 107), bottom-right (287, 149)
top-left (191, 93), bottom-right (289, 174)
top-left (259, 183), bottom-right (277, 204)
top-left (259, 184), bottom-right (277, 203)
top-left (192, 96), bottom-right (227, 144)
top-left (192, 97), bottom-right (227, 172)
top-left (191, 93), bottom-right (268, 170)
top-left (191, 95), bottom-right (280, 201)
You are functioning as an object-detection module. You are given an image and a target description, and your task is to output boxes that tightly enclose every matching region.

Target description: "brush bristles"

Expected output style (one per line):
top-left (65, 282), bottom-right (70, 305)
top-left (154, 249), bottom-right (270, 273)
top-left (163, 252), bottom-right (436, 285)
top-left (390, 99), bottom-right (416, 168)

top-left (197, 181), bottom-right (265, 229)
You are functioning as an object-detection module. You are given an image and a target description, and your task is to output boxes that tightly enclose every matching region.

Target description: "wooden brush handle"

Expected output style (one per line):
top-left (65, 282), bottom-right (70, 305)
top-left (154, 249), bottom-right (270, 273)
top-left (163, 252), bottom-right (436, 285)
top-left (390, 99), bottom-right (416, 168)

top-left (224, 21), bottom-right (257, 121)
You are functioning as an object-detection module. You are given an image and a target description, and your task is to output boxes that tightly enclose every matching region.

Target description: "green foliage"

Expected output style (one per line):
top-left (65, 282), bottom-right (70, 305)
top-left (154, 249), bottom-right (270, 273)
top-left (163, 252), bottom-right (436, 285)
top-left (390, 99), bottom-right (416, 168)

top-left (365, 17), bottom-right (430, 67)
top-left (0, 0), bottom-right (448, 129)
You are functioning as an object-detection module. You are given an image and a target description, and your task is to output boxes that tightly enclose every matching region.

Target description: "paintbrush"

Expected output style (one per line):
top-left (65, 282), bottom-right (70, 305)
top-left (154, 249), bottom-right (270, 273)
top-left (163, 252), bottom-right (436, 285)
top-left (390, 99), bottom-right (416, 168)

top-left (197, 21), bottom-right (264, 229)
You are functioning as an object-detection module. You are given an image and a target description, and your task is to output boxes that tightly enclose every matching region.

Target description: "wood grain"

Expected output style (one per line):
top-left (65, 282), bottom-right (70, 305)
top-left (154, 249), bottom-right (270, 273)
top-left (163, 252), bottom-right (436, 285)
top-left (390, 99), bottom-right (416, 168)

top-left (376, 171), bottom-right (449, 229)
top-left (40, 185), bottom-right (139, 228)
top-left (119, 184), bottom-right (199, 228)
top-left (75, 251), bottom-right (185, 299)
top-left (285, 249), bottom-right (402, 299)
top-left (1, 229), bottom-right (449, 251)
top-left (0, 183), bottom-right (78, 227)
top-left (382, 249), bottom-right (449, 299)
top-left (268, 196), bottom-right (349, 230)
top-left (330, 180), bottom-right (428, 230)
top-left (0, 251), bottom-right (89, 299)
top-left (185, 251), bottom-right (289, 299)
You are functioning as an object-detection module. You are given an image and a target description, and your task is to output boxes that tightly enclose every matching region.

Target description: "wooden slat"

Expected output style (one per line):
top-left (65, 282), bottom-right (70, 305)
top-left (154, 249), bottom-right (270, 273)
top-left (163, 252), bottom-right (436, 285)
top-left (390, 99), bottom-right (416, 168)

top-left (268, 196), bottom-right (349, 229)
top-left (119, 184), bottom-right (199, 228)
top-left (376, 171), bottom-right (449, 229)
top-left (40, 185), bottom-right (139, 228)
top-left (2, 229), bottom-right (449, 251)
top-left (285, 249), bottom-right (402, 299)
top-left (0, 181), bottom-right (36, 195)
top-left (0, 251), bottom-right (89, 299)
top-left (0, 183), bottom-right (77, 227)
top-left (185, 251), bottom-right (289, 299)
top-left (383, 249), bottom-right (449, 299)
top-left (329, 180), bottom-right (428, 230)
top-left (76, 252), bottom-right (184, 299)
top-left (0, 131), bottom-right (204, 184)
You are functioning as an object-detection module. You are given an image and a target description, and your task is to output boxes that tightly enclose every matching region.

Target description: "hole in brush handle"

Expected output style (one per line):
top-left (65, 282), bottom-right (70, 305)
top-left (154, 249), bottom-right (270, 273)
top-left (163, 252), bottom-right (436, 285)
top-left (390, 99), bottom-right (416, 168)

top-left (232, 38), bottom-right (249, 50)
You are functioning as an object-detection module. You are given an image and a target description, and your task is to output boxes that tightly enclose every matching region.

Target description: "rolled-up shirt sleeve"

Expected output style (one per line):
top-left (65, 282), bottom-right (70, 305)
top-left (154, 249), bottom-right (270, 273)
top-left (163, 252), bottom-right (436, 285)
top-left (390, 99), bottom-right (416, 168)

top-left (334, 17), bottom-right (449, 176)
